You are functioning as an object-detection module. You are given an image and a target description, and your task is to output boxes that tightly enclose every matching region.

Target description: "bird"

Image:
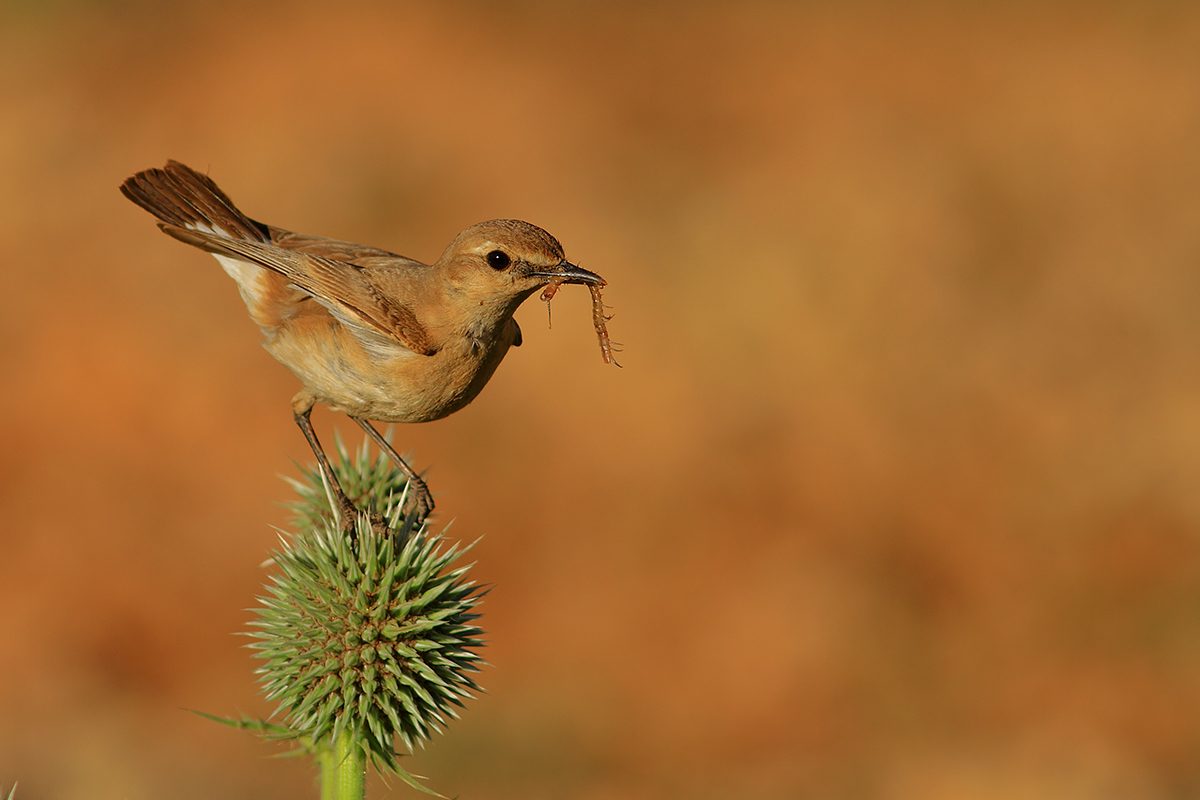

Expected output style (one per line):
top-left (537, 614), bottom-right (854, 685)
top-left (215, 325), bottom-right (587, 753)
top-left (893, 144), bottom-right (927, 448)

top-left (120, 160), bottom-right (608, 526)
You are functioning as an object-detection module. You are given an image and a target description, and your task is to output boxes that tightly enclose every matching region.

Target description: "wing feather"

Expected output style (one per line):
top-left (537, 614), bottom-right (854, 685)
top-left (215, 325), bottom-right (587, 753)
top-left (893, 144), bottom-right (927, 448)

top-left (122, 160), bottom-right (437, 357)
top-left (159, 224), bottom-right (437, 356)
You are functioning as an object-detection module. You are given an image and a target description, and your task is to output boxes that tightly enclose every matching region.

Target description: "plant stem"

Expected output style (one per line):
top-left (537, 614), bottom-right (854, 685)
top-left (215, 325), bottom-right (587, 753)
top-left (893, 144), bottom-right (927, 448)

top-left (319, 728), bottom-right (366, 800)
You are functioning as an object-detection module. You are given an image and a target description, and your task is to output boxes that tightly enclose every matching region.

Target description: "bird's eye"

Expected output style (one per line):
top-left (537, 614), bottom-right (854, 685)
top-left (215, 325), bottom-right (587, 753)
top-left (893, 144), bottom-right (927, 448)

top-left (487, 250), bottom-right (511, 271)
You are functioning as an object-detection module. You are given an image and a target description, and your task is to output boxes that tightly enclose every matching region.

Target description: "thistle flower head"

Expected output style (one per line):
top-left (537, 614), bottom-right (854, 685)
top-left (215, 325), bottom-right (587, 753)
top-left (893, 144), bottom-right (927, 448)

top-left (249, 437), bottom-right (485, 775)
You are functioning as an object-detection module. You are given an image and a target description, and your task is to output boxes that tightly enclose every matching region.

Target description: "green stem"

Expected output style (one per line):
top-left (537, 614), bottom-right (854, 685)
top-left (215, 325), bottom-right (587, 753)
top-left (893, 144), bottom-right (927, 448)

top-left (319, 728), bottom-right (366, 800)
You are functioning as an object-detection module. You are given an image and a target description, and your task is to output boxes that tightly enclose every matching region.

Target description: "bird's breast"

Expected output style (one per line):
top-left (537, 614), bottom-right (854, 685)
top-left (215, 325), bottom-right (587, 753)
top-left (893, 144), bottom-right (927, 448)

top-left (264, 313), bottom-right (516, 423)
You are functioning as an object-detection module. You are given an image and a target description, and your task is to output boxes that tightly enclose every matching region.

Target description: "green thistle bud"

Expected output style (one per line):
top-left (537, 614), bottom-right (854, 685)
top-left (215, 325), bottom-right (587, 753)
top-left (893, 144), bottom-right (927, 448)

top-left (250, 437), bottom-right (486, 779)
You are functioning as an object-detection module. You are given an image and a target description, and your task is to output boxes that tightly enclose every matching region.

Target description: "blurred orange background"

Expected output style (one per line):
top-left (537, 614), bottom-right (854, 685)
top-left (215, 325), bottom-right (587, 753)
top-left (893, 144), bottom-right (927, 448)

top-left (3, 1), bottom-right (1200, 797)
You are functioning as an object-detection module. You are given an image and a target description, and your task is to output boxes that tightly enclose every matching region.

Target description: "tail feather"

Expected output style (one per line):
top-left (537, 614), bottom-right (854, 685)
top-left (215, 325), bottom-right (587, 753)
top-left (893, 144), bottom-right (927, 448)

top-left (120, 160), bottom-right (269, 244)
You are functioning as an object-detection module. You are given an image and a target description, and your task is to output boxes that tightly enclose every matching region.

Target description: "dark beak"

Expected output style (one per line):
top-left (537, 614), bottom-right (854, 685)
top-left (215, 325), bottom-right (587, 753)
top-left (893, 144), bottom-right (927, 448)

top-left (529, 259), bottom-right (606, 287)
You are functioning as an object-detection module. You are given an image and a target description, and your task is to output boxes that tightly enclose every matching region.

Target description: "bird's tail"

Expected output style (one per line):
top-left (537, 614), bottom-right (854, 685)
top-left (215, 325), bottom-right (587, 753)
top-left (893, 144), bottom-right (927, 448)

top-left (120, 160), bottom-right (270, 245)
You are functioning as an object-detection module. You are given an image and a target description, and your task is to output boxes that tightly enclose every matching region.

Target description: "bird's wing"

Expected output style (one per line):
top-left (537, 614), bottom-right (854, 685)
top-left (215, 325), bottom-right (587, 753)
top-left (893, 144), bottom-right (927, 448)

top-left (160, 225), bottom-right (438, 356)
top-left (266, 226), bottom-right (427, 268)
top-left (121, 160), bottom-right (436, 356)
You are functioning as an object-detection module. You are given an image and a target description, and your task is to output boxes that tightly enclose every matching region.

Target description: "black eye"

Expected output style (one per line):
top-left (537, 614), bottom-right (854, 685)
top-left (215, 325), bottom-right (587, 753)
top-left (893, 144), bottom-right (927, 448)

top-left (487, 250), bottom-right (511, 271)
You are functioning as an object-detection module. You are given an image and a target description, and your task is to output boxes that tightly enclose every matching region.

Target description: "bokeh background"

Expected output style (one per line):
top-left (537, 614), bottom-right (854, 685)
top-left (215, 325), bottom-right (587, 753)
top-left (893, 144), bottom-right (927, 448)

top-left (3, 1), bottom-right (1200, 797)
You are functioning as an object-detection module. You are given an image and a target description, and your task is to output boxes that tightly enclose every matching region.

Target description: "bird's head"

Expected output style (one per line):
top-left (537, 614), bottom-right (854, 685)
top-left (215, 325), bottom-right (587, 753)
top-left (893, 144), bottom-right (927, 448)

top-left (438, 219), bottom-right (604, 315)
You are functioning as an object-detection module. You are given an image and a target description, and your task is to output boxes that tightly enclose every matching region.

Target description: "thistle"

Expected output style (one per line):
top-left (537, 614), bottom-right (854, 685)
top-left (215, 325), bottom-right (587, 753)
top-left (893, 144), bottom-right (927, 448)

top-left (244, 437), bottom-right (486, 796)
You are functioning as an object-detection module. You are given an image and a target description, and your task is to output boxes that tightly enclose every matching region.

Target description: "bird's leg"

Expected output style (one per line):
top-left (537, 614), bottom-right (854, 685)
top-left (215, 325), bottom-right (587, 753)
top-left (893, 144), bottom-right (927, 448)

top-left (350, 417), bottom-right (435, 524)
top-left (292, 407), bottom-right (361, 533)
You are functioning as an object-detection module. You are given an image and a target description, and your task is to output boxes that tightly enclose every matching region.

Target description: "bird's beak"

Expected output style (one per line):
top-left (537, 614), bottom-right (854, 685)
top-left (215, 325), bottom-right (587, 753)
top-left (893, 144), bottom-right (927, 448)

top-left (529, 259), bottom-right (606, 287)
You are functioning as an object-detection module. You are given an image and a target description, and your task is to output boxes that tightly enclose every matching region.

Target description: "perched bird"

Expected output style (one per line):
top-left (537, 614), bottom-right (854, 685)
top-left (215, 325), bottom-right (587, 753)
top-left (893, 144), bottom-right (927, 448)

top-left (121, 160), bottom-right (608, 524)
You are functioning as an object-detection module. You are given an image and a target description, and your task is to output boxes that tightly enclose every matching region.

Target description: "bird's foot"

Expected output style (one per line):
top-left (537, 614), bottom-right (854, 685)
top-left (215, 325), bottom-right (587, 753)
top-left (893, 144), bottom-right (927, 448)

top-left (403, 481), bottom-right (435, 529)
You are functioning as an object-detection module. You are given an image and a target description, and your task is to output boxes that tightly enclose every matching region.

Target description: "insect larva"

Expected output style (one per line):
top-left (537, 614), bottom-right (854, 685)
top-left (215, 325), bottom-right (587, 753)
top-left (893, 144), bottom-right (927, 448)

top-left (539, 279), bottom-right (621, 366)
top-left (588, 283), bottom-right (621, 367)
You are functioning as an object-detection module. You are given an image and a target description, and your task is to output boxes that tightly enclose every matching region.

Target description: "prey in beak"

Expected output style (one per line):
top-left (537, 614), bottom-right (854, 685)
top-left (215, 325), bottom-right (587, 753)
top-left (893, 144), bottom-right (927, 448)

top-left (531, 260), bottom-right (620, 367)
